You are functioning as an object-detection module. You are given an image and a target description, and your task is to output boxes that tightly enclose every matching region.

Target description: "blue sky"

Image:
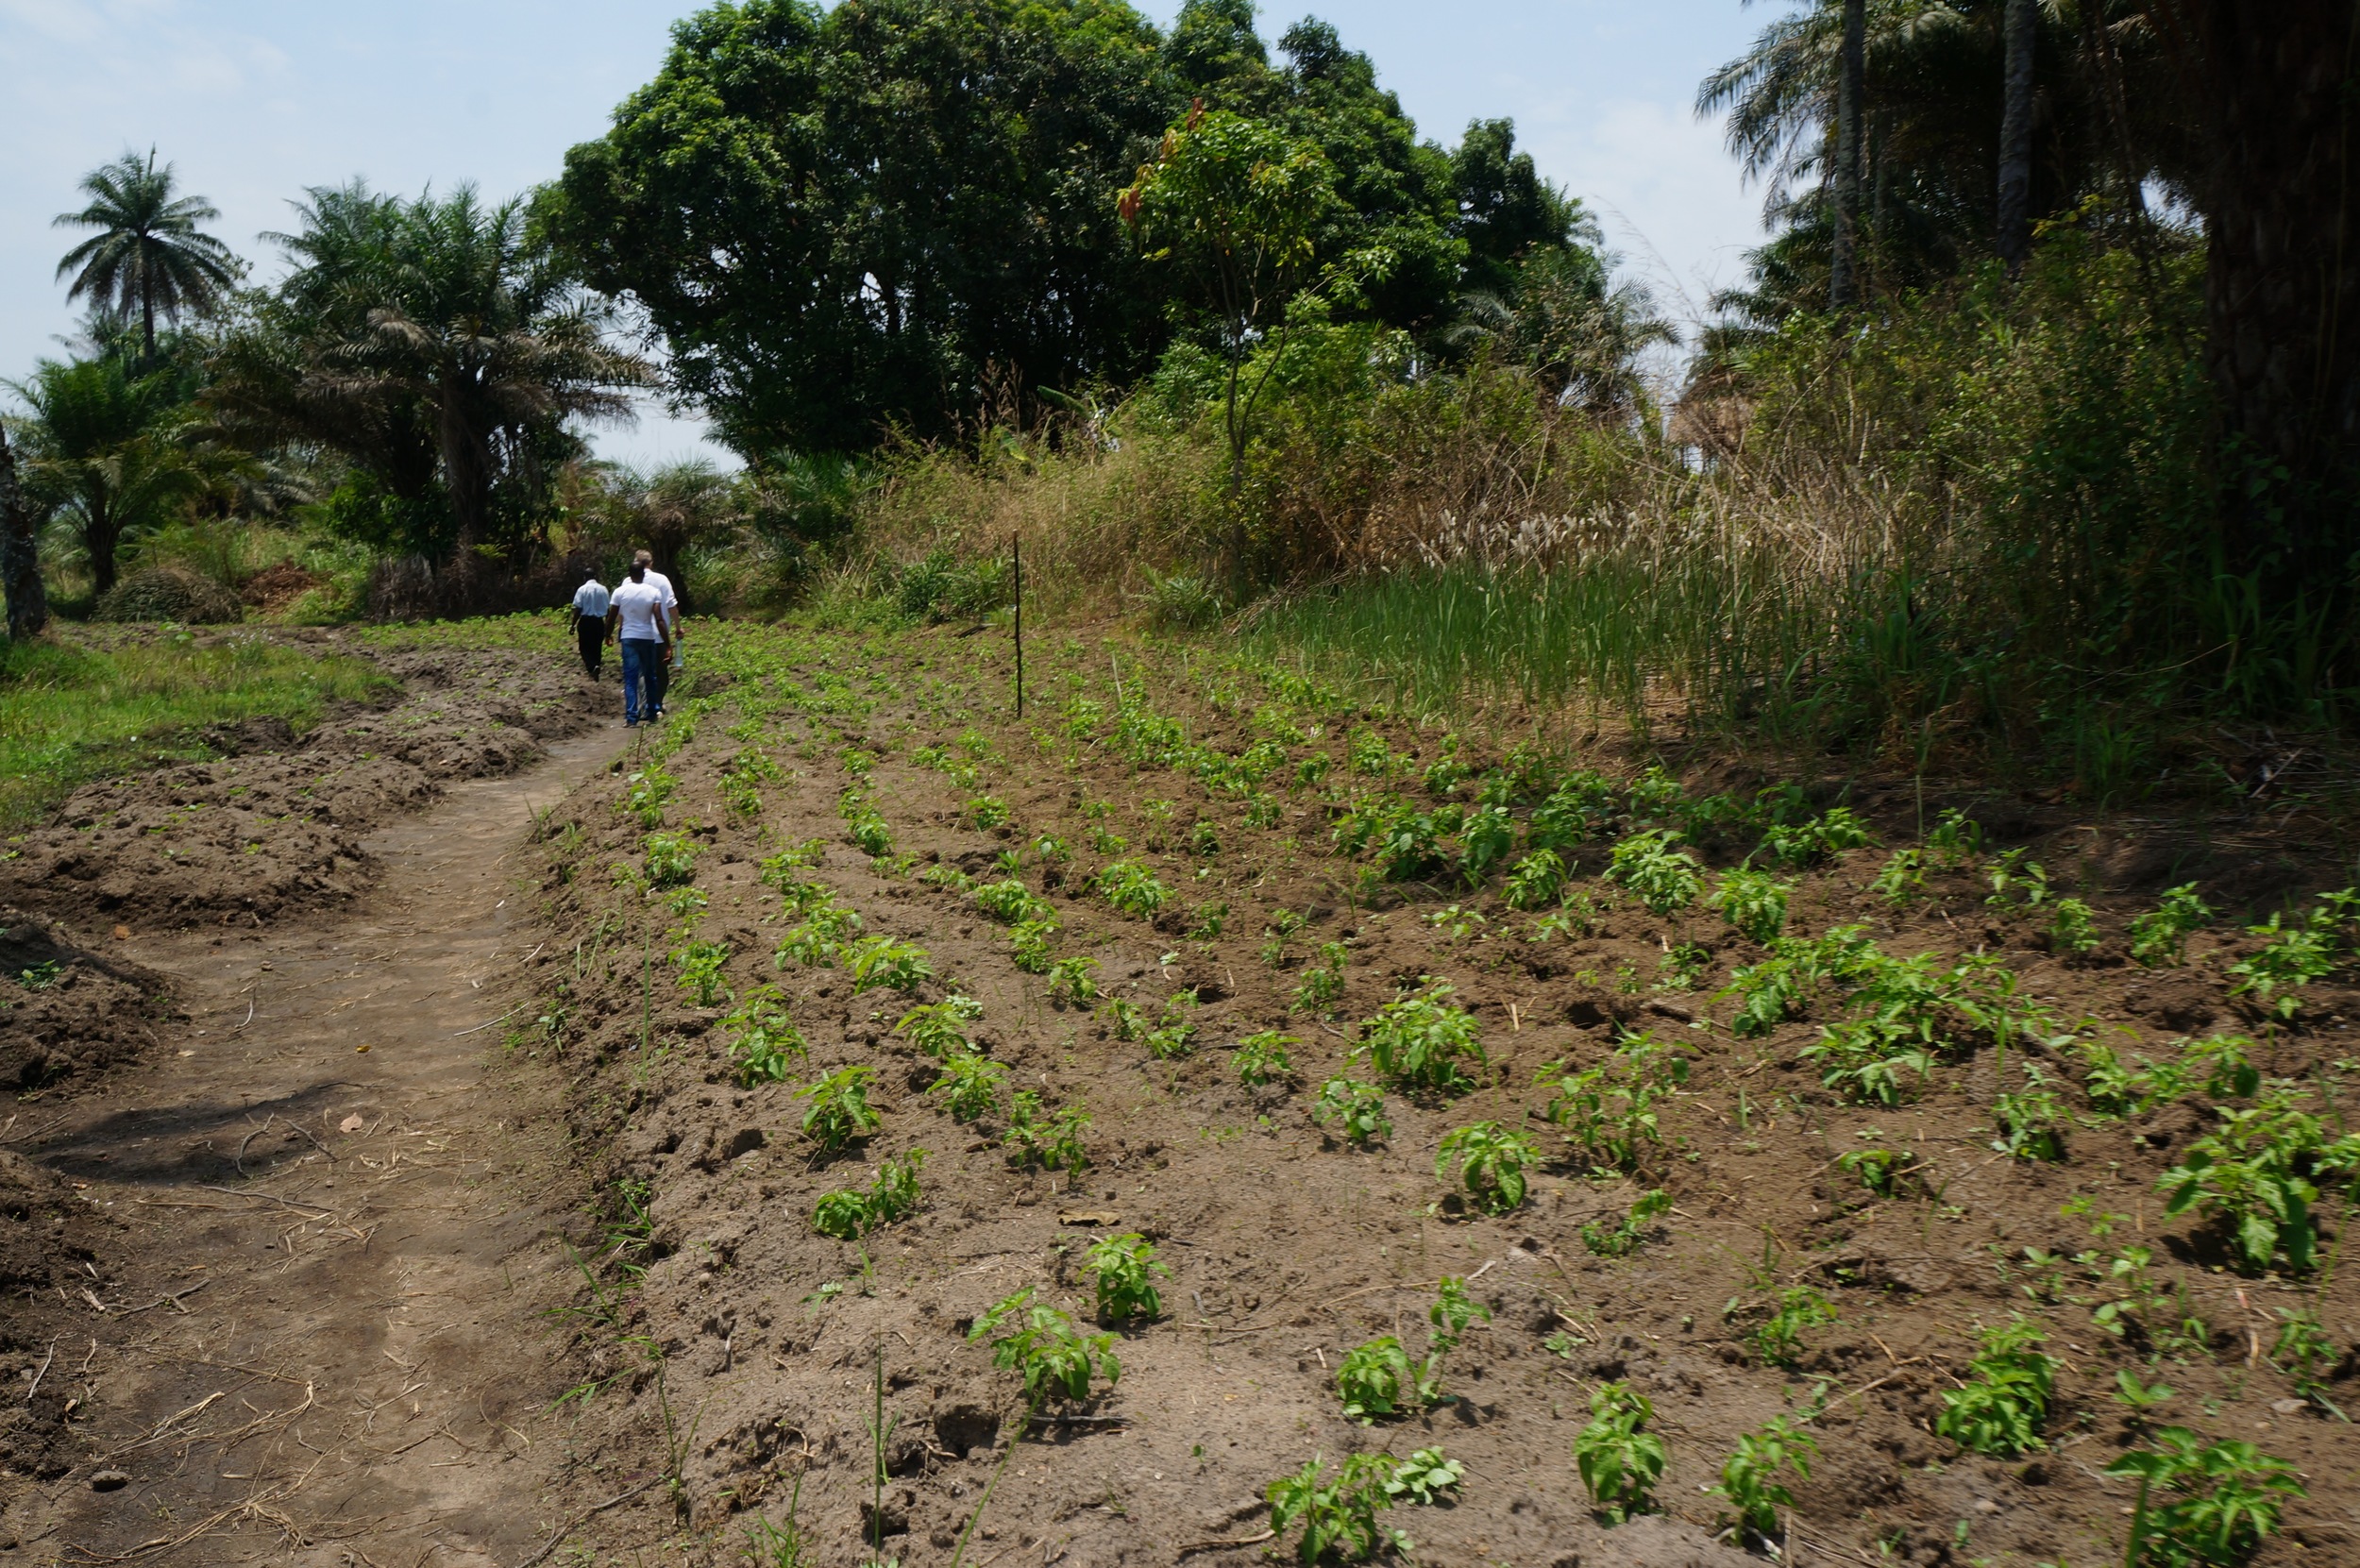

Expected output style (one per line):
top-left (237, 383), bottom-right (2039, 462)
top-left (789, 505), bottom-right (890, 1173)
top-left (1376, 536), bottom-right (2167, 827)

top-left (0, 0), bottom-right (1779, 465)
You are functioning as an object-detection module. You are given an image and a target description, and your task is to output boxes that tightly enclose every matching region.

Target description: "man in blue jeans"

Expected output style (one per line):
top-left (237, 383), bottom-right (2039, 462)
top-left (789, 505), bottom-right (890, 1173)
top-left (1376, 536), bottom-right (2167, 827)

top-left (605, 554), bottom-right (671, 726)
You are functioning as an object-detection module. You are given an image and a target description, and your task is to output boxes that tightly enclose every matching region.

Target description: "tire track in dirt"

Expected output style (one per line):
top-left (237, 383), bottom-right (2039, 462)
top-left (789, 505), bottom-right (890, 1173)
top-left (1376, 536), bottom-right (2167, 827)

top-left (5, 725), bottom-right (628, 1566)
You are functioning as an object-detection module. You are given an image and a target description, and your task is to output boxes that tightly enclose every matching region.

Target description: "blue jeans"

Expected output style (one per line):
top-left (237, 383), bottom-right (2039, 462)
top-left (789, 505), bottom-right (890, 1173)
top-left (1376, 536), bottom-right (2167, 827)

top-left (620, 638), bottom-right (666, 723)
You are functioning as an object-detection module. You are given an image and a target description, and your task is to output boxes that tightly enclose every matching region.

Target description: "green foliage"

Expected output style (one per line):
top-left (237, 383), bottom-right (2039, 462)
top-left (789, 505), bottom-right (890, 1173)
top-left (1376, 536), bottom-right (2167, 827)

top-left (1002, 1092), bottom-right (1091, 1174)
top-left (2107, 1427), bottom-right (2304, 1568)
top-left (1540, 1032), bottom-right (1689, 1174)
top-left (1710, 868), bottom-right (1791, 943)
top-left (795, 1064), bottom-right (881, 1153)
top-left (1436, 1121), bottom-right (1534, 1213)
top-left (969, 1288), bottom-right (1119, 1406)
top-left (1096, 859), bottom-right (1171, 919)
top-left (965, 794), bottom-right (1011, 830)
top-left (1044, 955), bottom-right (1101, 1005)
top-left (2046, 897), bottom-right (2101, 955)
top-left (842, 935), bottom-right (934, 994)
top-left (1717, 924), bottom-right (1879, 1037)
top-left (1756, 805), bottom-right (1871, 868)
top-left (894, 994), bottom-right (983, 1057)
top-left (1868, 847), bottom-right (1926, 905)
top-left (1745, 1286), bottom-right (1838, 1369)
top-left (721, 986), bottom-right (805, 1085)
top-left (1009, 918), bottom-right (1058, 973)
top-left (1292, 941), bottom-right (1350, 1014)
top-left (1335, 1337), bottom-right (1413, 1424)
top-left (2160, 1090), bottom-right (2360, 1274)
top-left (1266, 1453), bottom-right (1408, 1565)
top-left (1381, 1448), bottom-right (1464, 1508)
top-left (1502, 848), bottom-right (1568, 910)
top-left (1311, 1077), bottom-right (1391, 1147)
top-left (1711, 1407), bottom-right (1820, 1549)
top-left (1580, 1188), bottom-right (1670, 1257)
top-left (775, 902), bottom-right (862, 968)
top-left (1416, 1277), bottom-right (1491, 1403)
top-left (622, 768), bottom-right (678, 829)
top-left (926, 1049), bottom-right (1005, 1124)
top-left (811, 1149), bottom-right (925, 1240)
top-left (1572, 1381), bottom-right (1664, 1523)
top-left (2227, 890), bottom-right (2357, 1020)
top-left (1606, 829), bottom-right (1701, 914)
top-left (1229, 1028), bottom-right (1294, 1087)
top-left (2132, 884), bottom-right (2215, 967)
top-left (1936, 1317), bottom-right (2056, 1456)
top-left (1081, 1233), bottom-right (1168, 1324)
top-left (642, 830), bottom-right (699, 888)
top-left (1836, 1145), bottom-right (1921, 1198)
top-left (1357, 981), bottom-right (1485, 1094)
top-left (2267, 1308), bottom-right (2346, 1419)
top-left (670, 938), bottom-right (733, 1007)
top-left (972, 877), bottom-right (1051, 924)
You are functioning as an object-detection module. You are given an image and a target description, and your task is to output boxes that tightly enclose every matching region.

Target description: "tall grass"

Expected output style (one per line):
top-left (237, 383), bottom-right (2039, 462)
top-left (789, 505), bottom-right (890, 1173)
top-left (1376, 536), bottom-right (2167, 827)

top-left (0, 632), bottom-right (388, 830)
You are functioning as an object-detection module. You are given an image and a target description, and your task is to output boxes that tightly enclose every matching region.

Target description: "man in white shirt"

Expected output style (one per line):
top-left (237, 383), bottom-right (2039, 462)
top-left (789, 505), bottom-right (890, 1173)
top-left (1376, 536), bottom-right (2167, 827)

top-left (568, 568), bottom-right (611, 680)
top-left (604, 553), bottom-right (671, 726)
top-left (643, 562), bottom-right (683, 671)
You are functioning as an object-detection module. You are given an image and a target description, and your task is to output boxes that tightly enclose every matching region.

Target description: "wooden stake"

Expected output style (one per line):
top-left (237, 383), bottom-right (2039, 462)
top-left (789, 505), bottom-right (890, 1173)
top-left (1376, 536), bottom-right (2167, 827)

top-left (1012, 534), bottom-right (1024, 719)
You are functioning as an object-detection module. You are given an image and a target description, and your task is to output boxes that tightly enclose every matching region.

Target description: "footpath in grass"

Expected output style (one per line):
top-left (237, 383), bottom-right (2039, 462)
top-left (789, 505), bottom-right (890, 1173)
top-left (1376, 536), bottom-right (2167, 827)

top-left (513, 616), bottom-right (2356, 1568)
top-left (0, 627), bottom-right (389, 833)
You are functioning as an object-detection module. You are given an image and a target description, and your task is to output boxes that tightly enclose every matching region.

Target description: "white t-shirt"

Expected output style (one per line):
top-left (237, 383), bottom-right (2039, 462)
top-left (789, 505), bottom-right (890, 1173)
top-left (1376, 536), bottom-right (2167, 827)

top-left (572, 580), bottom-right (610, 617)
top-left (613, 578), bottom-right (667, 640)
top-left (646, 570), bottom-right (680, 631)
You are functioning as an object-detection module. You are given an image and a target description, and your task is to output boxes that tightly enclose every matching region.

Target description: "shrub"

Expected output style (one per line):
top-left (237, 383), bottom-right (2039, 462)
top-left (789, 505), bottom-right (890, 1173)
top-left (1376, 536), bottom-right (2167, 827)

top-left (1606, 829), bottom-right (1702, 914)
top-left (1311, 1077), bottom-right (1390, 1147)
top-left (94, 565), bottom-right (243, 624)
top-left (1436, 1121), bottom-right (1538, 1214)
top-left (1936, 1316), bottom-right (2056, 1456)
top-left (795, 1064), bottom-right (881, 1152)
top-left (1357, 981), bottom-right (1486, 1095)
top-left (969, 1288), bottom-right (1119, 1404)
top-left (721, 986), bottom-right (805, 1085)
top-left (1081, 1233), bottom-right (1168, 1324)
top-left (2107, 1427), bottom-right (2303, 1568)
top-left (1573, 1382), bottom-right (1664, 1523)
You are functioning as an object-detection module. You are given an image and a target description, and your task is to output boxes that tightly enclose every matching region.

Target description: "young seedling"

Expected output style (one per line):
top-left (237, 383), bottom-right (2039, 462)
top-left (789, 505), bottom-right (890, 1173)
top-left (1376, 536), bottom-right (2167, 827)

top-left (1580, 1189), bottom-right (1671, 1257)
top-left (721, 986), bottom-right (806, 1086)
top-left (1266, 1454), bottom-right (1407, 1565)
top-left (1003, 1093), bottom-right (1091, 1176)
top-left (1311, 1077), bottom-right (1391, 1147)
top-left (673, 939), bottom-right (733, 1007)
top-left (796, 1065), bottom-right (882, 1153)
top-left (1292, 941), bottom-right (1350, 1014)
top-left (811, 1149), bottom-right (926, 1239)
top-left (1936, 1316), bottom-right (2056, 1456)
top-left (1436, 1122), bottom-right (1538, 1214)
top-left (1381, 1447), bottom-right (1464, 1507)
top-left (968, 1288), bottom-right (1120, 1404)
top-left (1357, 981), bottom-right (1487, 1095)
top-left (1045, 955), bottom-right (1101, 1006)
top-left (2160, 1089), bottom-right (2360, 1274)
top-left (926, 1049), bottom-right (1006, 1123)
top-left (1745, 1285), bottom-right (1838, 1369)
top-left (1711, 1404), bottom-right (1821, 1551)
top-left (1233, 1030), bottom-right (1297, 1087)
top-left (1080, 1233), bottom-right (1168, 1324)
top-left (1502, 849), bottom-right (1568, 910)
top-left (1415, 1277), bottom-right (1491, 1404)
top-left (895, 993), bottom-right (984, 1056)
top-left (2106, 1427), bottom-right (2304, 1568)
top-left (1335, 1337), bottom-right (1413, 1424)
top-left (2130, 883), bottom-right (2213, 967)
top-left (1710, 868), bottom-right (1793, 943)
top-left (1606, 829), bottom-right (1702, 915)
top-left (1572, 1381), bottom-right (1664, 1523)
top-left (1096, 859), bottom-right (1170, 919)
top-left (843, 936), bottom-right (935, 994)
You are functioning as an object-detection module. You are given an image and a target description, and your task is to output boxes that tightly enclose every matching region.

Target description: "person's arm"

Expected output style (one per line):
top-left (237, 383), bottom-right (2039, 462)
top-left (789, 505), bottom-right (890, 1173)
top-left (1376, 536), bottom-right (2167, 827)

top-left (604, 603), bottom-right (619, 645)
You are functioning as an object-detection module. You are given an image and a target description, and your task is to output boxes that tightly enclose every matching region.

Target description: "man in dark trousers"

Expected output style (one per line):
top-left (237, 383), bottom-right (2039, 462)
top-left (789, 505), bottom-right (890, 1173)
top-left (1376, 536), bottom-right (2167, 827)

top-left (568, 567), bottom-right (611, 679)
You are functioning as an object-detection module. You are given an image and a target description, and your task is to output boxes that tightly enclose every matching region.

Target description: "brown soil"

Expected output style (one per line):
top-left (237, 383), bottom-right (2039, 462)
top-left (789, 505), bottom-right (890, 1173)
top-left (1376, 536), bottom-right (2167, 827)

top-left (512, 623), bottom-right (2359, 1568)
top-left (238, 564), bottom-right (329, 616)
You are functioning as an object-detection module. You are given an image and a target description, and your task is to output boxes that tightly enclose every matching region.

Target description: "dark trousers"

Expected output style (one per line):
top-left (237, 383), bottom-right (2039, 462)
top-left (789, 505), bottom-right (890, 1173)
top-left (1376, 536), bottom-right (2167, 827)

top-left (575, 618), bottom-right (604, 678)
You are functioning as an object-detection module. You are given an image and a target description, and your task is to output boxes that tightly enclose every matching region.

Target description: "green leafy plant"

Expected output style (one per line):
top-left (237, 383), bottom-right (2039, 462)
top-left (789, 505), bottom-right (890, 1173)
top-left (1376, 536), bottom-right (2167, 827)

top-left (1382, 1448), bottom-right (1464, 1508)
top-left (1936, 1316), bottom-right (2056, 1456)
top-left (1233, 1029), bottom-right (1297, 1087)
top-left (721, 986), bottom-right (806, 1085)
top-left (1746, 1286), bottom-right (1838, 1369)
top-left (1869, 847), bottom-right (1926, 905)
top-left (926, 1049), bottom-right (1006, 1123)
top-left (812, 1149), bottom-right (926, 1239)
top-left (1044, 955), bottom-right (1101, 1006)
top-left (2160, 1090), bottom-right (2360, 1274)
top-left (1260, 909), bottom-right (1307, 967)
top-left (1836, 1144), bottom-right (1921, 1198)
top-left (1008, 917), bottom-right (1057, 973)
top-left (1003, 1092), bottom-right (1091, 1174)
top-left (1757, 805), bottom-right (1871, 868)
top-left (643, 829), bottom-right (699, 888)
top-left (1081, 1233), bottom-right (1168, 1324)
top-left (969, 1288), bottom-right (1119, 1404)
top-left (1266, 1453), bottom-right (1408, 1565)
top-left (1336, 1337), bottom-right (1413, 1423)
top-left (1580, 1188), bottom-right (1671, 1256)
top-left (1503, 848), bottom-right (1568, 910)
top-left (1540, 1032), bottom-right (1689, 1175)
top-left (972, 877), bottom-right (1050, 924)
top-left (1993, 1067), bottom-right (2067, 1161)
top-left (1710, 868), bottom-right (1792, 943)
top-left (1096, 859), bottom-right (1170, 919)
top-left (1292, 941), bottom-right (1350, 1014)
top-left (795, 1064), bottom-right (882, 1153)
top-left (1357, 981), bottom-right (1486, 1095)
top-left (1711, 1405), bottom-right (1820, 1550)
top-left (2046, 897), bottom-right (2102, 955)
top-left (1414, 1277), bottom-right (1491, 1403)
top-left (775, 902), bottom-right (862, 968)
top-left (1311, 1077), bottom-right (1391, 1147)
top-left (966, 794), bottom-right (1010, 830)
top-left (895, 993), bottom-right (984, 1056)
top-left (2227, 892), bottom-right (2354, 1019)
top-left (2131, 884), bottom-right (2215, 967)
top-left (672, 938), bottom-right (733, 1007)
top-left (843, 936), bottom-right (935, 994)
top-left (2267, 1308), bottom-right (2346, 1420)
top-left (1572, 1381), bottom-right (1664, 1523)
top-left (2106, 1426), bottom-right (2304, 1568)
top-left (1606, 829), bottom-right (1702, 914)
top-left (847, 809), bottom-right (894, 858)
top-left (1436, 1121), bottom-right (1537, 1214)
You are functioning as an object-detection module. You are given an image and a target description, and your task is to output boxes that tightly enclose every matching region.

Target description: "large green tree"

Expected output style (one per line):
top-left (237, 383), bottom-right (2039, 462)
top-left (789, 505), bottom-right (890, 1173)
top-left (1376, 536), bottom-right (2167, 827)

top-left (53, 151), bottom-right (242, 363)
top-left (8, 354), bottom-right (199, 597)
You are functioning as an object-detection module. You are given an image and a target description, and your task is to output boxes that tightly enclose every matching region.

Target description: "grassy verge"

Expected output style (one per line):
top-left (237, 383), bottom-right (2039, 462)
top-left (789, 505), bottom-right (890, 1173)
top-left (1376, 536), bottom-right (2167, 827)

top-left (0, 631), bottom-right (390, 833)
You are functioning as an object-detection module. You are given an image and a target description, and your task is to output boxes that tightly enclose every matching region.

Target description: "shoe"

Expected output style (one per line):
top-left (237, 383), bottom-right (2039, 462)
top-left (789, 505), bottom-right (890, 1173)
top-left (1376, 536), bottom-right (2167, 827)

top-left (624, 718), bottom-right (639, 728)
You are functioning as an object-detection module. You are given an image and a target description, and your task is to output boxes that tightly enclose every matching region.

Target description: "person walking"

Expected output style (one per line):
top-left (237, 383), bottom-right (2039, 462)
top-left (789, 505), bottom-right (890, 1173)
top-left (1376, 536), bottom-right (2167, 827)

top-left (605, 555), bottom-right (670, 727)
top-left (568, 567), bottom-right (611, 680)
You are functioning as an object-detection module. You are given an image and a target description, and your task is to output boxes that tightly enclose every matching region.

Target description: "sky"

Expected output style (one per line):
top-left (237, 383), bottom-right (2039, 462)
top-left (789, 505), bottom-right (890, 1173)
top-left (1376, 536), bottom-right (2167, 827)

top-left (0, 0), bottom-right (1780, 467)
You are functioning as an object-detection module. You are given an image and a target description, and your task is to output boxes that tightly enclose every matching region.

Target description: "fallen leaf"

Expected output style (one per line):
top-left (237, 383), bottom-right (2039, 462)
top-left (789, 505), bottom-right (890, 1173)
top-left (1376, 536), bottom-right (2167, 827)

top-left (112, 925), bottom-right (129, 940)
top-left (355, 1044), bottom-right (371, 1054)
top-left (339, 1114), bottom-right (365, 1134)
top-left (1057, 1208), bottom-right (1121, 1227)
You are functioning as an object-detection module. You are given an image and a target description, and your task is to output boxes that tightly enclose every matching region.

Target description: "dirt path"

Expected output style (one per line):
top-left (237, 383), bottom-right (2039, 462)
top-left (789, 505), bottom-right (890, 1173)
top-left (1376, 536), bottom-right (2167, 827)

top-left (7, 725), bottom-right (626, 1566)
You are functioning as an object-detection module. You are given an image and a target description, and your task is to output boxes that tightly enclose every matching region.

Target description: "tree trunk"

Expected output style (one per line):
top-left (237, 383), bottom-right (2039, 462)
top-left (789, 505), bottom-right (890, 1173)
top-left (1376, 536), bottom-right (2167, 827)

top-left (1829, 0), bottom-right (1865, 309)
top-left (2185, 1), bottom-right (2360, 611)
top-left (86, 500), bottom-right (122, 599)
top-left (1996, 0), bottom-right (2036, 269)
top-left (0, 425), bottom-right (50, 640)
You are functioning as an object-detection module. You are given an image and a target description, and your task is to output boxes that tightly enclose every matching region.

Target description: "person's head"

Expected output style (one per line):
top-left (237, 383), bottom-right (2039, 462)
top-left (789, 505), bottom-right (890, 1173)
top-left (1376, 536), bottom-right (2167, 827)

top-left (583, 566), bottom-right (598, 582)
top-left (631, 548), bottom-right (651, 582)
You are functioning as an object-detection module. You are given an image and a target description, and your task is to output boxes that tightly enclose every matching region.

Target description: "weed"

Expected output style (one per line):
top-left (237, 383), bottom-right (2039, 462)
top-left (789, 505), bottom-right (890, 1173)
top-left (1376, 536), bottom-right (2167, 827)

top-left (1082, 1233), bottom-right (1168, 1324)
top-left (1503, 849), bottom-right (1568, 910)
top-left (1045, 955), bottom-right (1101, 1006)
top-left (1336, 1337), bottom-right (1413, 1423)
top-left (796, 1065), bottom-right (882, 1153)
top-left (844, 936), bottom-right (935, 995)
top-left (1711, 1405), bottom-right (1820, 1551)
top-left (927, 1050), bottom-right (1006, 1123)
top-left (741, 1473), bottom-right (812, 1567)
top-left (1572, 1381), bottom-right (1664, 1523)
top-left (1710, 868), bottom-right (1792, 943)
top-left (1607, 829), bottom-right (1702, 915)
top-left (1233, 1029), bottom-right (1297, 1087)
top-left (1357, 981), bottom-right (1486, 1095)
top-left (673, 938), bottom-right (733, 1007)
top-left (1311, 1077), bottom-right (1391, 1147)
top-left (969, 1288), bottom-right (1120, 1404)
top-left (1266, 1453), bottom-right (1407, 1564)
top-left (895, 994), bottom-right (984, 1056)
top-left (812, 1150), bottom-right (926, 1239)
top-left (721, 986), bottom-right (806, 1085)
top-left (1581, 1189), bottom-right (1671, 1256)
top-left (1936, 1316), bottom-right (2056, 1455)
top-left (2132, 884), bottom-right (2215, 967)
top-left (2106, 1427), bottom-right (2303, 1568)
top-left (2160, 1090), bottom-right (2360, 1273)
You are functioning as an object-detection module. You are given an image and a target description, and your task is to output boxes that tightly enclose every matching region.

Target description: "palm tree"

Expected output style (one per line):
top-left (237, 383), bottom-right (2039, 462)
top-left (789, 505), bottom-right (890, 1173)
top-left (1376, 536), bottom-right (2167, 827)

top-left (0, 424), bottom-right (50, 639)
top-left (53, 151), bottom-right (241, 362)
top-left (1995, 0), bottom-right (2036, 266)
top-left (9, 355), bottom-right (199, 597)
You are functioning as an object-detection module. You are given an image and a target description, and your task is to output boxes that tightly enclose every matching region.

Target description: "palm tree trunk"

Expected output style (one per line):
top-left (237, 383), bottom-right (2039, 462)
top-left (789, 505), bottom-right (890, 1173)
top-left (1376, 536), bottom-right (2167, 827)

top-left (0, 426), bottom-right (50, 640)
top-left (140, 279), bottom-right (157, 364)
top-left (85, 497), bottom-right (122, 599)
top-left (1829, 0), bottom-right (1865, 309)
top-left (2181, 0), bottom-right (2360, 613)
top-left (1997, 0), bottom-right (2037, 269)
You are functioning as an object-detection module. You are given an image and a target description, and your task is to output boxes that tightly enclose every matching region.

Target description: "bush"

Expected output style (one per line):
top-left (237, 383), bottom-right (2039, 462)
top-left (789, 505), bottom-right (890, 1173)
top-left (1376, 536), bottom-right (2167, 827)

top-left (94, 566), bottom-right (244, 624)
